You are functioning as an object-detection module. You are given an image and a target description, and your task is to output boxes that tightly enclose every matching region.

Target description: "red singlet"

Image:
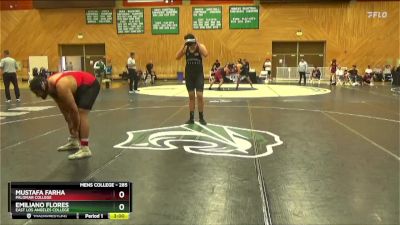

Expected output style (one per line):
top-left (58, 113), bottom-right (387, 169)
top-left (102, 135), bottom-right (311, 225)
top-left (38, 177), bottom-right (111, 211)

top-left (54, 71), bottom-right (95, 87)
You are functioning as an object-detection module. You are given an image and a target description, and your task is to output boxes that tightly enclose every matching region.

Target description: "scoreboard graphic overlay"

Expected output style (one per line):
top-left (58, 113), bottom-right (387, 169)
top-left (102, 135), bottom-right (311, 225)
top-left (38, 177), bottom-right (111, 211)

top-left (8, 182), bottom-right (132, 220)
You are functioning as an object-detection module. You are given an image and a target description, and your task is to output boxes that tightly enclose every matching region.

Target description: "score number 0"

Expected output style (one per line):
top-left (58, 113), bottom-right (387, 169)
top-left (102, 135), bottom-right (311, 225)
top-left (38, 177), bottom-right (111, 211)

top-left (118, 191), bottom-right (125, 210)
top-left (117, 183), bottom-right (128, 211)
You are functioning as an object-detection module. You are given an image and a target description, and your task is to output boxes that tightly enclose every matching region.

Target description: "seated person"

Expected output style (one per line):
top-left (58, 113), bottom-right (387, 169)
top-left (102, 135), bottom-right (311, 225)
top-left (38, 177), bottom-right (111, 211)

top-left (32, 67), bottom-right (39, 77)
top-left (343, 69), bottom-right (350, 85)
top-left (336, 66), bottom-right (344, 85)
top-left (121, 68), bottom-right (129, 80)
top-left (310, 66), bottom-right (321, 82)
top-left (39, 67), bottom-right (50, 79)
top-left (365, 65), bottom-right (373, 78)
top-left (383, 65), bottom-right (392, 82)
top-left (209, 65), bottom-right (228, 90)
top-left (137, 69), bottom-right (143, 80)
top-left (363, 72), bottom-right (373, 86)
top-left (28, 67), bottom-right (40, 83)
top-left (145, 61), bottom-right (156, 85)
top-left (102, 65), bottom-right (112, 88)
top-left (349, 65), bottom-right (362, 86)
top-left (93, 59), bottom-right (106, 84)
top-left (105, 65), bottom-right (112, 75)
top-left (373, 66), bottom-right (383, 82)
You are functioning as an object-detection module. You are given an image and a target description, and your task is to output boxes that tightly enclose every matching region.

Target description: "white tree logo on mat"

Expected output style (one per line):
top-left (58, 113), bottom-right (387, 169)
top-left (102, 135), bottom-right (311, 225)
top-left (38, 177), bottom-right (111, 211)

top-left (114, 123), bottom-right (283, 158)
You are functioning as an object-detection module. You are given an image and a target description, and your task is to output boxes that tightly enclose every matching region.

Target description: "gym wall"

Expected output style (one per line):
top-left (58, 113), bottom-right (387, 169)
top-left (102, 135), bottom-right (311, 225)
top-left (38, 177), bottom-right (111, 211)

top-left (1, 1), bottom-right (398, 79)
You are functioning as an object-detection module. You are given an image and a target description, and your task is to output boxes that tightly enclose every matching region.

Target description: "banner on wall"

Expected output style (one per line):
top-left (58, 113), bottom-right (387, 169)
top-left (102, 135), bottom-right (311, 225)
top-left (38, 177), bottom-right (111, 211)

top-left (116, 9), bottom-right (145, 34)
top-left (128, 0), bottom-right (163, 2)
top-left (193, 7), bottom-right (222, 30)
top-left (124, 0), bottom-right (182, 7)
top-left (151, 7), bottom-right (179, 35)
top-left (229, 6), bottom-right (259, 29)
top-left (190, 0), bottom-right (253, 4)
top-left (86, 9), bottom-right (113, 24)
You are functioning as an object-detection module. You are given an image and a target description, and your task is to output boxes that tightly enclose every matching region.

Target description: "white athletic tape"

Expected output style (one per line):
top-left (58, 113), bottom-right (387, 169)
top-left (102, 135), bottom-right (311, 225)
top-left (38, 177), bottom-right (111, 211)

top-left (185, 38), bottom-right (196, 43)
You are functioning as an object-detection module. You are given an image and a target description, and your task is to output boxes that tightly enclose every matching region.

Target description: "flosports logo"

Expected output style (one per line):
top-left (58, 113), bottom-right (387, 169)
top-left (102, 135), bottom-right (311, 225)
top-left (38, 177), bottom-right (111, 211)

top-left (114, 123), bottom-right (283, 158)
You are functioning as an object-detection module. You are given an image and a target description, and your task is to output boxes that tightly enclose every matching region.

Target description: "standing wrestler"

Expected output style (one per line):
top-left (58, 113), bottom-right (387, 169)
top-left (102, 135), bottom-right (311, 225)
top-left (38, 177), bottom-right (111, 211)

top-left (29, 71), bottom-right (100, 160)
top-left (209, 65), bottom-right (228, 90)
top-left (236, 59), bottom-right (253, 90)
top-left (210, 59), bottom-right (220, 76)
top-left (176, 33), bottom-right (208, 125)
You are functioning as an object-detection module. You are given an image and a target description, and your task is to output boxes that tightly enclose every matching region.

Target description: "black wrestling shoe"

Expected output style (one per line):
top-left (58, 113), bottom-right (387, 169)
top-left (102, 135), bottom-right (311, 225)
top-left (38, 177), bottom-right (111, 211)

top-left (185, 119), bottom-right (194, 124)
top-left (199, 118), bottom-right (207, 125)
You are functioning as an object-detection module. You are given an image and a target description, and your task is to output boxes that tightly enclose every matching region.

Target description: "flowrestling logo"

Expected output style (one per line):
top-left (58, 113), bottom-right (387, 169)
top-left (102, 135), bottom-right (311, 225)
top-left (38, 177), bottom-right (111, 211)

top-left (367, 11), bottom-right (388, 18)
top-left (114, 123), bottom-right (283, 158)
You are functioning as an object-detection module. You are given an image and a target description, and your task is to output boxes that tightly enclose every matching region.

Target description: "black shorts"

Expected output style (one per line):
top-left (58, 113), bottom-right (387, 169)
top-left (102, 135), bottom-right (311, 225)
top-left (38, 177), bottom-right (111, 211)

top-left (128, 69), bottom-right (136, 79)
top-left (185, 71), bottom-right (204, 92)
top-left (75, 80), bottom-right (100, 110)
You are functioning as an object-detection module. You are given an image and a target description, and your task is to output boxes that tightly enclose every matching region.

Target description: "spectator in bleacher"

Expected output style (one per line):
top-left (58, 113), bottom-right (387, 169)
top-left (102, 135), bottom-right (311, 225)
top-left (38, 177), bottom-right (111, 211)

top-left (298, 58), bottom-right (308, 85)
top-left (383, 65), bottom-right (392, 82)
top-left (329, 59), bottom-right (337, 85)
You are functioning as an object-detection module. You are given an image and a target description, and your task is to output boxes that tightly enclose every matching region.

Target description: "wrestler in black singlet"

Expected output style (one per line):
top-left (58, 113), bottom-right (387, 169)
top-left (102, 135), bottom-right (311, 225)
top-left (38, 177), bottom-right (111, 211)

top-left (185, 45), bottom-right (204, 92)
